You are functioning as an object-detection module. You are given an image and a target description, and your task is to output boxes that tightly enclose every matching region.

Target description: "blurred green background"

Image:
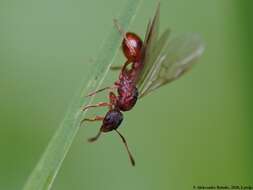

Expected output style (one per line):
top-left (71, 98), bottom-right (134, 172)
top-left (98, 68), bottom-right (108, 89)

top-left (0, 0), bottom-right (253, 189)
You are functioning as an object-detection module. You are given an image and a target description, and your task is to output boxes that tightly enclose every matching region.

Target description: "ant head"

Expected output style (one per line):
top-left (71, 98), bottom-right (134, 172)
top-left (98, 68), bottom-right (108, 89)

top-left (122, 32), bottom-right (143, 62)
top-left (101, 109), bottom-right (123, 133)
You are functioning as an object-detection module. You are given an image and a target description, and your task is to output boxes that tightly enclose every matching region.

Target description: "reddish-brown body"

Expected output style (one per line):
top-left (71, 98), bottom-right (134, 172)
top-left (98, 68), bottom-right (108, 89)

top-left (115, 32), bottom-right (144, 111)
top-left (80, 3), bottom-right (204, 166)
top-left (122, 32), bottom-right (143, 62)
top-left (81, 31), bottom-right (143, 166)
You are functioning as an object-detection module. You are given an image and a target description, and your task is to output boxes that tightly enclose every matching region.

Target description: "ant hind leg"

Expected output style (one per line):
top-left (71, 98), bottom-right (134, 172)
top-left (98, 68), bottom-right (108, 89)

top-left (110, 65), bottom-right (122, 70)
top-left (113, 19), bottom-right (127, 39)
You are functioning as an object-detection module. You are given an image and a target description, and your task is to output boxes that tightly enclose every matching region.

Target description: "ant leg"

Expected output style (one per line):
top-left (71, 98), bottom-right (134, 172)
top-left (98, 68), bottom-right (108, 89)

top-left (80, 115), bottom-right (104, 126)
top-left (81, 102), bottom-right (111, 111)
top-left (86, 86), bottom-right (116, 97)
top-left (81, 115), bottom-right (104, 122)
top-left (113, 19), bottom-right (127, 39)
top-left (111, 60), bottom-right (131, 74)
top-left (80, 116), bottom-right (103, 142)
top-left (113, 19), bottom-right (136, 55)
top-left (110, 65), bottom-right (122, 70)
top-left (88, 128), bottom-right (102, 142)
top-left (82, 91), bottom-right (118, 111)
top-left (115, 129), bottom-right (135, 166)
top-left (121, 60), bottom-right (131, 71)
top-left (109, 91), bottom-right (118, 108)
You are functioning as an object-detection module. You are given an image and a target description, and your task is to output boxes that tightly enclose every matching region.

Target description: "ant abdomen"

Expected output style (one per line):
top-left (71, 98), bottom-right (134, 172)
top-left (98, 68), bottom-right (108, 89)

top-left (101, 110), bottom-right (124, 132)
top-left (122, 32), bottom-right (143, 62)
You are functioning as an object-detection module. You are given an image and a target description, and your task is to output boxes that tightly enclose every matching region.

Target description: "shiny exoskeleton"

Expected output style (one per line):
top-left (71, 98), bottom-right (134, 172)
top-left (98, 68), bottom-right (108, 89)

top-left (81, 2), bottom-right (205, 166)
top-left (81, 30), bottom-right (144, 166)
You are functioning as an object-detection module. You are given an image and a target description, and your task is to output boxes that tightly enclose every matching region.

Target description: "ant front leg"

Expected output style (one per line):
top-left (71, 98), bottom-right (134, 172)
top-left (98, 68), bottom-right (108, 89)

top-left (88, 128), bottom-right (102, 142)
top-left (81, 102), bottom-right (111, 111)
top-left (80, 116), bottom-right (104, 142)
top-left (80, 115), bottom-right (104, 126)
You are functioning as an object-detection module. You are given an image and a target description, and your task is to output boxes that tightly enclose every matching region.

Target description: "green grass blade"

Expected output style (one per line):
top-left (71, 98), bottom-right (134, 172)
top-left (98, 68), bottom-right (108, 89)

top-left (23, 1), bottom-right (142, 189)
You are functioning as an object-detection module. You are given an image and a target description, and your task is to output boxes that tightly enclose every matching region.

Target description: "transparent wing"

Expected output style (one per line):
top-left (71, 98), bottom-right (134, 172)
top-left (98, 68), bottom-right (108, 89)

top-left (143, 2), bottom-right (160, 48)
top-left (135, 3), bottom-right (160, 83)
top-left (137, 28), bottom-right (170, 86)
top-left (137, 34), bottom-right (205, 98)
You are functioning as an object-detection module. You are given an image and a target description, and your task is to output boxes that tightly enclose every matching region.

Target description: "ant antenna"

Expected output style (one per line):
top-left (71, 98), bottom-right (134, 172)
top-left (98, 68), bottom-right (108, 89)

top-left (115, 129), bottom-right (135, 166)
top-left (88, 130), bottom-right (102, 142)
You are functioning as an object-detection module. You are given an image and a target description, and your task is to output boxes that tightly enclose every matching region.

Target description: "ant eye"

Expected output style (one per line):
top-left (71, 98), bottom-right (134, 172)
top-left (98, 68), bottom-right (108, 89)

top-left (105, 114), bottom-right (112, 122)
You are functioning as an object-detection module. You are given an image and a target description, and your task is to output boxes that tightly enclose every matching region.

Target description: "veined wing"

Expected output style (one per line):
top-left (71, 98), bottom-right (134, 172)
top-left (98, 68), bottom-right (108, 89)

top-left (137, 34), bottom-right (205, 98)
top-left (136, 3), bottom-right (160, 84)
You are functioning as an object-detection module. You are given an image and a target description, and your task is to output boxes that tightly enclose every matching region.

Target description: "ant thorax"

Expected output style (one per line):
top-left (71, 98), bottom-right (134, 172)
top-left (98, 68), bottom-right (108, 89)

top-left (117, 83), bottom-right (139, 112)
